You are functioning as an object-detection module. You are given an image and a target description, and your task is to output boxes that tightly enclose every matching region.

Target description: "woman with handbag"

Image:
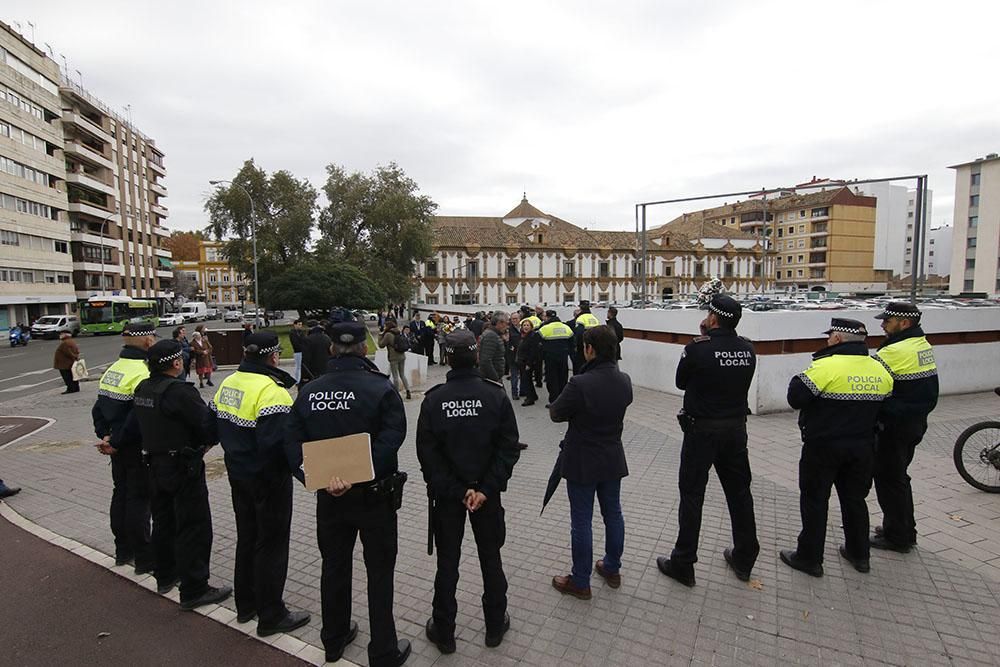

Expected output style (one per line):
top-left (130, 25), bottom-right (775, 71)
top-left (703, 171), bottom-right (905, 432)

top-left (53, 331), bottom-right (81, 394)
top-left (191, 330), bottom-right (215, 388)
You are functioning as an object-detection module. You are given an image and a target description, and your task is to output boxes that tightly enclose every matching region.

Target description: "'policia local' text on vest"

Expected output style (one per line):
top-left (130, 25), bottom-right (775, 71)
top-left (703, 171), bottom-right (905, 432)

top-left (98, 357), bottom-right (149, 402)
top-left (132, 376), bottom-right (193, 454)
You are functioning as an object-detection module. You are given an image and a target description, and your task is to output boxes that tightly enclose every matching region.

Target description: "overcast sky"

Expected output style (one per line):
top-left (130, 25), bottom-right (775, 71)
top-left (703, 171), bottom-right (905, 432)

top-left (6, 1), bottom-right (997, 232)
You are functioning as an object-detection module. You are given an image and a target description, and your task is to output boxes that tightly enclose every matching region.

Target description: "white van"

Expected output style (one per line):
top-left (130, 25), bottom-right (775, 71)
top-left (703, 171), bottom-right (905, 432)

top-left (31, 315), bottom-right (81, 339)
top-left (179, 301), bottom-right (208, 323)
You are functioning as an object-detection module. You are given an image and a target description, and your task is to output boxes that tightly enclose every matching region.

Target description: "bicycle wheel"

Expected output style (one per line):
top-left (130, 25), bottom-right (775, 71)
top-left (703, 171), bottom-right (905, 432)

top-left (954, 421), bottom-right (1000, 493)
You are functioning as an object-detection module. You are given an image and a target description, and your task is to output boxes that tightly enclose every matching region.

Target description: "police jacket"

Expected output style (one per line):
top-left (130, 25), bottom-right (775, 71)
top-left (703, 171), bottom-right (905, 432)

top-left (676, 328), bottom-right (756, 419)
top-left (478, 327), bottom-right (505, 381)
top-left (92, 346), bottom-right (150, 461)
top-left (118, 373), bottom-right (217, 454)
top-left (549, 359), bottom-right (632, 484)
top-left (211, 360), bottom-right (295, 480)
top-left (573, 312), bottom-right (600, 356)
top-left (787, 341), bottom-right (894, 444)
top-left (872, 325), bottom-right (938, 424)
top-left (285, 354), bottom-right (406, 483)
top-left (538, 318), bottom-right (574, 361)
top-left (301, 327), bottom-right (332, 381)
top-left (416, 367), bottom-right (520, 501)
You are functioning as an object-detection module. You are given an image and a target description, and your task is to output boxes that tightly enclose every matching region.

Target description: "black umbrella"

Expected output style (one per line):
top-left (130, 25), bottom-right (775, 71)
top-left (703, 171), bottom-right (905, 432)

top-left (540, 450), bottom-right (564, 516)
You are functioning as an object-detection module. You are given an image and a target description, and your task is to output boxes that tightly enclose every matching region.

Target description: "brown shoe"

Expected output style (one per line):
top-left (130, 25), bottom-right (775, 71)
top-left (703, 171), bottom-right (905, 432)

top-left (551, 575), bottom-right (592, 600)
top-left (594, 560), bottom-right (621, 589)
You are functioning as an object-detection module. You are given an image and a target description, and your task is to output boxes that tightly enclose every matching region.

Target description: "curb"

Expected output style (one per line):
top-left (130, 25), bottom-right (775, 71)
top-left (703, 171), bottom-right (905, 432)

top-left (0, 502), bottom-right (356, 667)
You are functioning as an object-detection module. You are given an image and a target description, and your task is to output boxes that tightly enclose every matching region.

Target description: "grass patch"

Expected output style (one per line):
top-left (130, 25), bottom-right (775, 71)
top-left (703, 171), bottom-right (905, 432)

top-left (266, 323), bottom-right (376, 359)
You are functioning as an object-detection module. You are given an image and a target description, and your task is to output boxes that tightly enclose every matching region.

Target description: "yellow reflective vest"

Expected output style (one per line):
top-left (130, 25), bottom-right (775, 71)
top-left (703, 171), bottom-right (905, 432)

top-left (98, 357), bottom-right (150, 402)
top-left (575, 312), bottom-right (600, 329)
top-left (212, 370), bottom-right (293, 429)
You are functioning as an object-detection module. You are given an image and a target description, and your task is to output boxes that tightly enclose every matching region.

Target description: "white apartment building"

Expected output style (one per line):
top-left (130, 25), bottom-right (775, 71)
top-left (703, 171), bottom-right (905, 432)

top-left (925, 225), bottom-right (952, 278)
top-left (0, 24), bottom-right (75, 329)
top-left (949, 153), bottom-right (1000, 296)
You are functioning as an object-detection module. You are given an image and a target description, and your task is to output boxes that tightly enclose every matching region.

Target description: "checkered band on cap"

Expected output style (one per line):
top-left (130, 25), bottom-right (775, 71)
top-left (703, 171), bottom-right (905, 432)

top-left (155, 350), bottom-right (184, 363)
top-left (446, 342), bottom-right (477, 353)
top-left (883, 309), bottom-right (920, 318)
top-left (246, 343), bottom-right (282, 356)
top-left (827, 325), bottom-right (866, 335)
top-left (124, 327), bottom-right (155, 336)
top-left (709, 302), bottom-right (737, 319)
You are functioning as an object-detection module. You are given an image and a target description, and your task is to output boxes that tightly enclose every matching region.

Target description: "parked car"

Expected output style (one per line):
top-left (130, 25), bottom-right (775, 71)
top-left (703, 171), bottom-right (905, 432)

top-left (205, 308), bottom-right (220, 320)
top-left (160, 313), bottom-right (185, 326)
top-left (224, 310), bottom-right (244, 323)
top-left (265, 309), bottom-right (284, 320)
top-left (179, 301), bottom-right (208, 322)
top-left (243, 309), bottom-right (265, 323)
top-left (30, 315), bottom-right (81, 339)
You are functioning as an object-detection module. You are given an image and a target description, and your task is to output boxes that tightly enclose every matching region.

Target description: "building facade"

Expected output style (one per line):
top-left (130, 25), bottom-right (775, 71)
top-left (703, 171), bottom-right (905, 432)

top-left (173, 240), bottom-right (246, 307)
top-left (0, 21), bottom-right (172, 331)
top-left (0, 24), bottom-right (74, 329)
top-left (949, 153), bottom-right (1000, 296)
top-left (925, 224), bottom-right (952, 278)
top-left (416, 197), bottom-right (765, 306)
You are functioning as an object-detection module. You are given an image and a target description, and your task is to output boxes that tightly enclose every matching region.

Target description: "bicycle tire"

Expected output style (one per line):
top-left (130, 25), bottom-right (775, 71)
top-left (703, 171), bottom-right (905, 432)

top-left (954, 421), bottom-right (1000, 493)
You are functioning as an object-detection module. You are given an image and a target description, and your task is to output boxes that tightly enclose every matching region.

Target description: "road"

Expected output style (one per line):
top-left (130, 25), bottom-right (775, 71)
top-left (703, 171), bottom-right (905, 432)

top-left (0, 326), bottom-right (177, 404)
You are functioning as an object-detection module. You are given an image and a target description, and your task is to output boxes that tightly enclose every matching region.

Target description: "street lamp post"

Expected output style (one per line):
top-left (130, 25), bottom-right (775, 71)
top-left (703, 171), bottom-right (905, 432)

top-left (97, 210), bottom-right (118, 296)
top-left (209, 180), bottom-right (260, 328)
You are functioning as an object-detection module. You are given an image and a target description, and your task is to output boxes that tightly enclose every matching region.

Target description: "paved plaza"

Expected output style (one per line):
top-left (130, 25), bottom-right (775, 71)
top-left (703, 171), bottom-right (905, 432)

top-left (2, 363), bottom-right (1000, 666)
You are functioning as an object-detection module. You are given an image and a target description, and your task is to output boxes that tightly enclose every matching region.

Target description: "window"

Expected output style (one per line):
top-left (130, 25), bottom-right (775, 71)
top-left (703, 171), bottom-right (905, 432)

top-left (797, 255), bottom-right (804, 264)
top-left (969, 216), bottom-right (978, 227)
top-left (599, 292), bottom-right (609, 301)
top-left (724, 262), bottom-right (734, 278)
top-left (598, 261), bottom-right (610, 278)
top-left (562, 261), bottom-right (575, 277)
top-left (797, 239), bottom-right (805, 249)
top-left (966, 259), bottom-right (975, 269)
top-left (777, 228), bottom-right (784, 238)
top-left (810, 207), bottom-right (829, 217)
top-left (798, 225), bottom-right (805, 234)
top-left (57, 274), bottom-right (70, 284)
top-left (929, 250), bottom-right (934, 257)
top-left (506, 260), bottom-right (518, 278)
top-left (563, 293), bottom-right (575, 303)
top-left (797, 269), bottom-right (804, 277)
top-left (786, 255), bottom-right (793, 264)
top-left (964, 279), bottom-right (974, 291)
top-left (971, 173), bottom-right (981, 186)
top-left (776, 271), bottom-right (782, 279)
top-left (967, 237), bottom-right (977, 248)
top-left (663, 264), bottom-right (672, 277)
top-left (54, 240), bottom-right (68, 253)
top-left (908, 211), bottom-right (914, 218)
top-left (632, 261), bottom-right (642, 276)
top-left (906, 236), bottom-right (912, 242)
top-left (799, 210), bottom-right (806, 218)
top-left (424, 260), bottom-right (438, 277)
top-left (970, 195), bottom-right (979, 207)
top-left (0, 229), bottom-right (19, 246)
top-left (466, 261), bottom-right (479, 279)
top-left (425, 295), bottom-right (439, 305)
top-left (694, 263), bottom-right (705, 277)
top-left (505, 294), bottom-right (518, 305)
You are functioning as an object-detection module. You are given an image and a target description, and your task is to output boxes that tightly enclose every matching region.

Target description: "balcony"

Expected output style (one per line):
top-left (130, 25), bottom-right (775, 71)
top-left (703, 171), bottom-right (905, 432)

top-left (149, 160), bottom-right (166, 177)
top-left (150, 203), bottom-right (169, 218)
top-left (63, 141), bottom-right (114, 171)
top-left (155, 269), bottom-right (173, 279)
top-left (71, 231), bottom-right (123, 249)
top-left (153, 246), bottom-right (172, 257)
top-left (61, 111), bottom-right (112, 144)
top-left (153, 225), bottom-right (170, 237)
top-left (68, 200), bottom-right (117, 221)
top-left (150, 182), bottom-right (168, 197)
top-left (66, 171), bottom-right (117, 198)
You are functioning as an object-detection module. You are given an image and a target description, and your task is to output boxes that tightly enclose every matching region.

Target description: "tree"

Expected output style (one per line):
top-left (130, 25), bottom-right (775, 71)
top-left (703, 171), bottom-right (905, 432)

top-left (162, 230), bottom-right (205, 261)
top-left (317, 162), bottom-right (436, 304)
top-left (204, 160), bottom-right (316, 306)
top-left (262, 261), bottom-right (385, 319)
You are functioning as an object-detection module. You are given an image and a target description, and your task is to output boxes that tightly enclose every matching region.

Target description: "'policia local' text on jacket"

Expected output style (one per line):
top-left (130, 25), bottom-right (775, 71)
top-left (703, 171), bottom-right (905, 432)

top-left (284, 355), bottom-right (406, 483)
top-left (872, 325), bottom-right (938, 424)
top-left (92, 346), bottom-right (150, 459)
top-left (416, 367), bottom-right (520, 501)
top-left (117, 374), bottom-right (218, 453)
top-left (211, 361), bottom-right (295, 480)
top-left (787, 341), bottom-right (894, 443)
top-left (676, 328), bottom-right (756, 419)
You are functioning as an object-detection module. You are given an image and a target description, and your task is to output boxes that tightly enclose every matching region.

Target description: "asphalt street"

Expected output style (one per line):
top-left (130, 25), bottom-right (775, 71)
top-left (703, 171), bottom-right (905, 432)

top-left (0, 326), bottom-right (177, 404)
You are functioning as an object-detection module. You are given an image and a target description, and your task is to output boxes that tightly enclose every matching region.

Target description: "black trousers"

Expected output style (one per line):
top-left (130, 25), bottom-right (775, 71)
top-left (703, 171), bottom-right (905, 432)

top-left (317, 490), bottom-right (399, 667)
top-left (109, 452), bottom-right (153, 567)
top-left (58, 369), bottom-right (79, 392)
top-left (671, 422), bottom-right (759, 572)
top-left (874, 420), bottom-right (926, 545)
top-left (534, 358), bottom-right (544, 387)
top-left (544, 357), bottom-right (568, 403)
top-left (796, 438), bottom-right (874, 564)
top-left (432, 496), bottom-right (508, 637)
top-left (229, 474), bottom-right (293, 625)
top-left (519, 365), bottom-right (538, 401)
top-left (148, 454), bottom-right (214, 602)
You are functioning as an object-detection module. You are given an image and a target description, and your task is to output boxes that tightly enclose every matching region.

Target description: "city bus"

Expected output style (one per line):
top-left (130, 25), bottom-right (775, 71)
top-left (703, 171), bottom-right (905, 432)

top-left (79, 296), bottom-right (160, 335)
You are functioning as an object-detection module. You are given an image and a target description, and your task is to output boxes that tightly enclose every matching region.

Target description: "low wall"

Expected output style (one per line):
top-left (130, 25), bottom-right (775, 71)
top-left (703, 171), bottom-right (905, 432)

top-left (410, 303), bottom-right (1000, 413)
top-left (372, 348), bottom-right (428, 389)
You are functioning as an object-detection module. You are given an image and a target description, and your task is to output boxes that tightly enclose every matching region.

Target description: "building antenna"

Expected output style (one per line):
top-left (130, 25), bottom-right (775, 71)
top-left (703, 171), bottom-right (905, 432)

top-left (60, 54), bottom-right (68, 77)
top-left (43, 42), bottom-right (54, 57)
top-left (75, 69), bottom-right (84, 88)
top-left (27, 21), bottom-right (36, 43)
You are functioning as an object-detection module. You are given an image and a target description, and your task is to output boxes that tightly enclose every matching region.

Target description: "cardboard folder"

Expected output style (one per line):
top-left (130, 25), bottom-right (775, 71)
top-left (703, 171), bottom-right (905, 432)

top-left (302, 433), bottom-right (375, 492)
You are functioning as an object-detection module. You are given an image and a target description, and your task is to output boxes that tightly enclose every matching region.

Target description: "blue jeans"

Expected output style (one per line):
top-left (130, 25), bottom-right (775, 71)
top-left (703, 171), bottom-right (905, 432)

top-left (567, 478), bottom-right (625, 588)
top-left (510, 363), bottom-right (521, 398)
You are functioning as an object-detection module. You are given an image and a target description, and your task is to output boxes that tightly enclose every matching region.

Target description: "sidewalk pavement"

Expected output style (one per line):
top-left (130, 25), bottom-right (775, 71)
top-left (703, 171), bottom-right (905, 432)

top-left (2, 363), bottom-right (1000, 666)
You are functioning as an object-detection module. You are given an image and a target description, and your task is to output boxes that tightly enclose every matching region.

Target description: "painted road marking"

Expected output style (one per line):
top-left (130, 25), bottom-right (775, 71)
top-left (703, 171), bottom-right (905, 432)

top-left (0, 416), bottom-right (55, 450)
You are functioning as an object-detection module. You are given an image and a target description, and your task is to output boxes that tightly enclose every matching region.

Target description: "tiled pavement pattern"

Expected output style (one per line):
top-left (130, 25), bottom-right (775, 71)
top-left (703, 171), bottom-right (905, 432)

top-left (2, 365), bottom-right (1000, 666)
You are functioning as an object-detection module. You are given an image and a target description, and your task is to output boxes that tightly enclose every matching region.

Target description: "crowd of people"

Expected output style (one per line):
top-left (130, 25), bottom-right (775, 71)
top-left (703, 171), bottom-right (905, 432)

top-left (55, 294), bottom-right (938, 667)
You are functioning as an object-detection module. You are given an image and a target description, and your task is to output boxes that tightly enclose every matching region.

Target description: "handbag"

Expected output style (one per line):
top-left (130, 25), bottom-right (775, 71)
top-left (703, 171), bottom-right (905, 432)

top-left (71, 358), bottom-right (88, 381)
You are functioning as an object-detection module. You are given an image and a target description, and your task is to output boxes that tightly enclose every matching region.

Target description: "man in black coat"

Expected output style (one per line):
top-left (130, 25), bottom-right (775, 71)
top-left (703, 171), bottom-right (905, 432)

top-left (657, 295), bottom-right (760, 587)
top-left (300, 320), bottom-right (332, 387)
top-left (417, 330), bottom-right (521, 653)
top-left (606, 307), bottom-right (624, 361)
top-left (549, 326), bottom-right (633, 599)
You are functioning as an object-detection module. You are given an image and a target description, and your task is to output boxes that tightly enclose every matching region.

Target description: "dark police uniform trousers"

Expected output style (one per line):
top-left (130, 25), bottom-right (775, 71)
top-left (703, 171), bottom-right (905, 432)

top-left (318, 486), bottom-right (398, 661)
top-left (874, 420), bottom-right (925, 544)
top-left (672, 418), bottom-right (759, 569)
top-left (544, 355), bottom-right (569, 403)
top-left (110, 450), bottom-right (153, 566)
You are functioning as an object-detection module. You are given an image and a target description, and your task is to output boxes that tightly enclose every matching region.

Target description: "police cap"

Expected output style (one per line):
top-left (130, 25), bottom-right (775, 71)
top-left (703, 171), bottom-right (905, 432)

top-left (824, 317), bottom-right (868, 336)
top-left (703, 294), bottom-right (742, 323)
top-left (874, 301), bottom-right (921, 321)
top-left (123, 321), bottom-right (157, 337)
top-left (579, 299), bottom-right (591, 309)
top-left (147, 339), bottom-right (184, 367)
top-left (445, 329), bottom-right (477, 353)
top-left (244, 332), bottom-right (282, 357)
top-left (330, 321), bottom-right (367, 345)
top-left (545, 309), bottom-right (558, 318)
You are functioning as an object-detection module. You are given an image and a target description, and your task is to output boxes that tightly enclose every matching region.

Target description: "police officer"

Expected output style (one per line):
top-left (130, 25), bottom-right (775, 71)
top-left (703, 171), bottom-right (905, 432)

top-left (285, 321), bottom-right (410, 667)
top-left (118, 339), bottom-right (231, 608)
top-left (780, 318), bottom-right (894, 577)
top-left (92, 322), bottom-right (156, 574)
top-left (656, 295), bottom-right (759, 587)
top-left (417, 330), bottom-right (521, 654)
top-left (538, 310), bottom-right (573, 406)
top-left (571, 300), bottom-right (600, 374)
top-left (211, 332), bottom-right (310, 636)
top-left (870, 302), bottom-right (939, 552)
